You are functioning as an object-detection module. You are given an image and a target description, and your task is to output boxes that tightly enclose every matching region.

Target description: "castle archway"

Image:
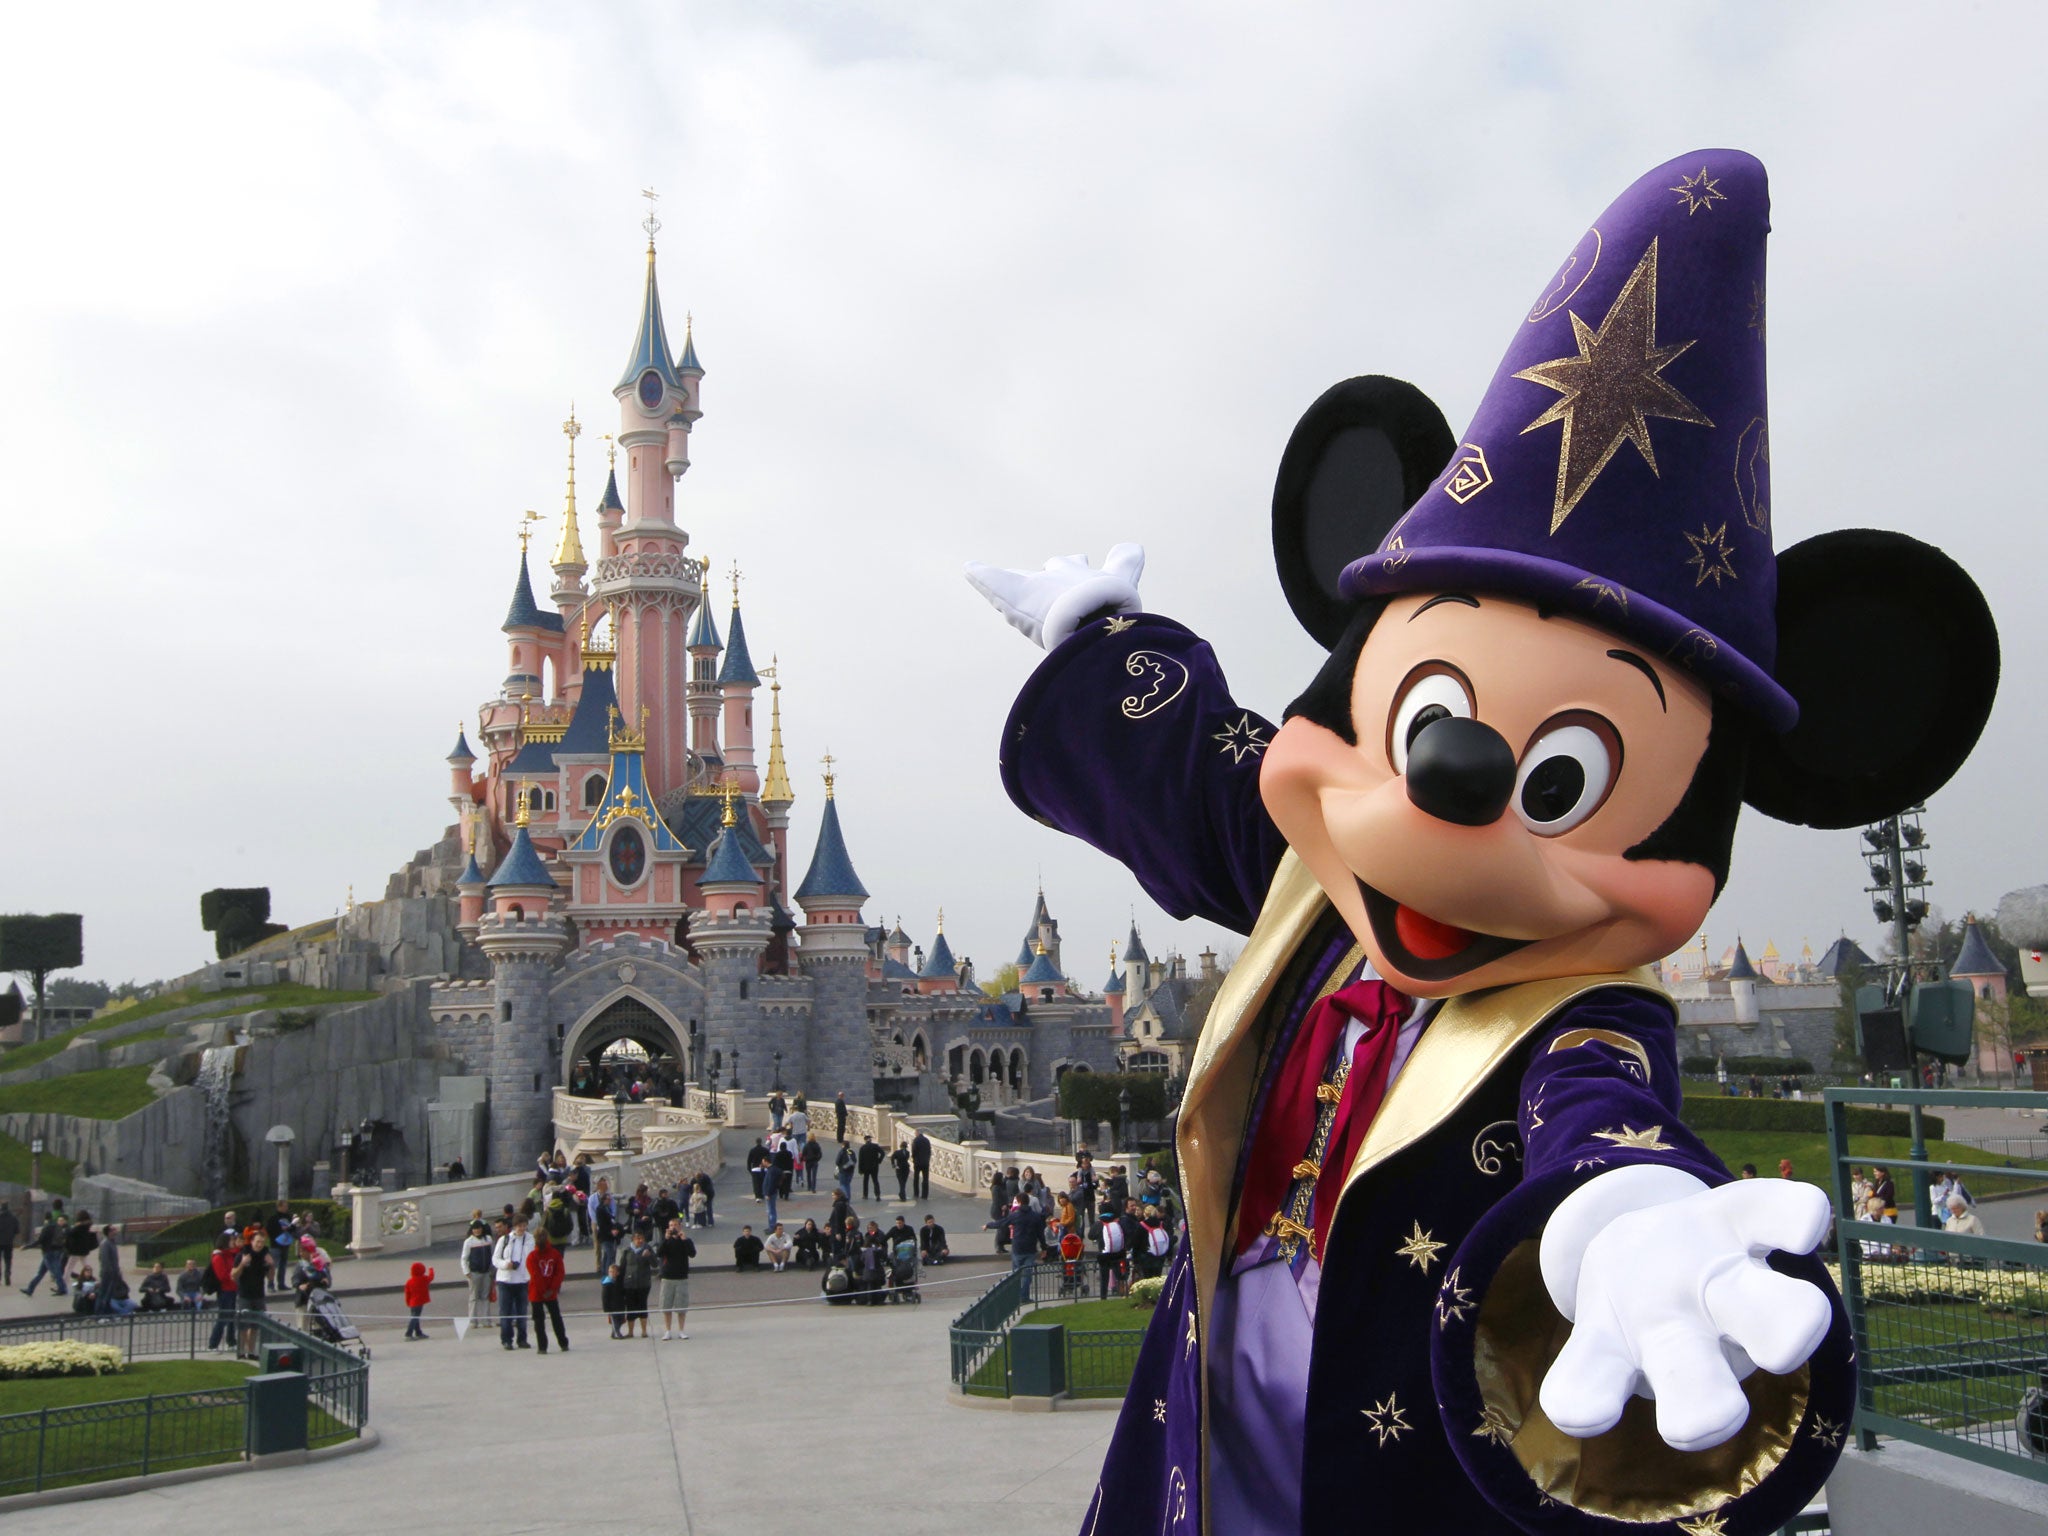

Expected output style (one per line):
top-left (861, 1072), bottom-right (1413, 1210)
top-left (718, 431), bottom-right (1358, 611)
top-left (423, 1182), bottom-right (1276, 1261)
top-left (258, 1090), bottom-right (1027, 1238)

top-left (562, 987), bottom-right (692, 1091)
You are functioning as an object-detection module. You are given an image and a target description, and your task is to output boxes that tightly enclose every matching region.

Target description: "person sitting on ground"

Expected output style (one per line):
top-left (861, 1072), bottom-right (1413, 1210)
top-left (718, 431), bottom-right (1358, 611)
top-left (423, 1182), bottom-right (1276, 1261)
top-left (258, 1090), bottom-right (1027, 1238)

top-left (139, 1262), bottom-right (173, 1312)
top-left (71, 1264), bottom-right (98, 1314)
top-left (920, 1215), bottom-right (949, 1266)
top-left (1943, 1192), bottom-right (1987, 1237)
top-left (792, 1219), bottom-right (824, 1270)
top-left (733, 1225), bottom-right (765, 1272)
top-left (176, 1258), bottom-right (207, 1310)
top-left (763, 1222), bottom-right (793, 1272)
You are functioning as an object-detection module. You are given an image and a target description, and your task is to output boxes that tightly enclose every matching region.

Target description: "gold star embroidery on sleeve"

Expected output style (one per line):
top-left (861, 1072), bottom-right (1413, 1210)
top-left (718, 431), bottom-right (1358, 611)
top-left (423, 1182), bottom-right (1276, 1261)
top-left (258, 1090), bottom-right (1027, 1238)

top-left (1213, 712), bottom-right (1267, 763)
top-left (1395, 1223), bottom-right (1445, 1274)
top-left (1152, 1398), bottom-right (1168, 1424)
top-left (1435, 1267), bottom-right (1474, 1330)
top-left (1524, 1088), bottom-right (1546, 1135)
top-left (1184, 1311), bottom-right (1198, 1357)
top-left (1472, 1405), bottom-right (1515, 1446)
top-left (1361, 1393), bottom-right (1410, 1447)
top-left (1675, 1514), bottom-right (1729, 1536)
top-left (1592, 1125), bottom-right (1674, 1152)
top-left (1572, 1156), bottom-right (1608, 1172)
top-left (1103, 615), bottom-right (1136, 635)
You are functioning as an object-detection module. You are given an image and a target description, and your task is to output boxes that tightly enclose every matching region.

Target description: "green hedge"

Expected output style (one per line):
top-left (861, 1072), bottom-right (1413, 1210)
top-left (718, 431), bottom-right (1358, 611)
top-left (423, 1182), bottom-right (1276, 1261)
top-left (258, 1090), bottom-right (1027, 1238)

top-left (1682, 1056), bottom-right (1815, 1077)
top-left (137, 1199), bottom-right (352, 1265)
top-left (1056, 1072), bottom-right (1167, 1124)
top-left (1680, 1093), bottom-right (1942, 1141)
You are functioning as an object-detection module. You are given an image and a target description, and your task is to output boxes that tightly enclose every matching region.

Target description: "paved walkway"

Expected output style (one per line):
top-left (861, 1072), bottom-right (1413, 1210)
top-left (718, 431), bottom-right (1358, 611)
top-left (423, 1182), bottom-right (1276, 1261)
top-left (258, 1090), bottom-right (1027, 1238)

top-left (3, 1265), bottom-right (1114, 1536)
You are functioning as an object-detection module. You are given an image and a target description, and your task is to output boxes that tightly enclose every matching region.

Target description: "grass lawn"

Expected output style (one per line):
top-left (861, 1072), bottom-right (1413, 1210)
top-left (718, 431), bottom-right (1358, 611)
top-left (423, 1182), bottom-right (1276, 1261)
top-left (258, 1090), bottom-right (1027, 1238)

top-left (1694, 1129), bottom-right (2048, 1200)
top-left (1026, 1295), bottom-right (1157, 1332)
top-left (963, 1293), bottom-right (1154, 1397)
top-left (0, 1360), bottom-right (253, 1495)
top-left (0, 1064), bottom-right (158, 1120)
top-left (1855, 1295), bottom-right (2044, 1433)
top-left (0, 1130), bottom-right (75, 1195)
top-left (0, 984), bottom-right (378, 1072)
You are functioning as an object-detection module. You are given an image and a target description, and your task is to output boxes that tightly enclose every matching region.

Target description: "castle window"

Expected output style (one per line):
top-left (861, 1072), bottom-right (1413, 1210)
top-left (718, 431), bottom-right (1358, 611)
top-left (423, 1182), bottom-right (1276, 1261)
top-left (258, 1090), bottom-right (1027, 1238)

top-left (585, 774), bottom-right (607, 807)
top-left (501, 1002), bottom-right (512, 1023)
top-left (544, 791), bottom-right (556, 811)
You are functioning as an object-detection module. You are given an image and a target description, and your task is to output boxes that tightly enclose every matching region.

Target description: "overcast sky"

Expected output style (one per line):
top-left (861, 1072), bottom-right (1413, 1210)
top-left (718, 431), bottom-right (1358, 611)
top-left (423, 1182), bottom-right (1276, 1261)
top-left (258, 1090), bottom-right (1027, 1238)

top-left (3, 3), bottom-right (2042, 989)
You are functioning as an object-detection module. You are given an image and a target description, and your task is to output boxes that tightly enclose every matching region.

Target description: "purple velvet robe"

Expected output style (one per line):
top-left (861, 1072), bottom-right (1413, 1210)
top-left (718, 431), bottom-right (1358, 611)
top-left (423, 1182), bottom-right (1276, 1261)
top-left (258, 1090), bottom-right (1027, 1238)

top-left (1001, 613), bottom-right (1854, 1536)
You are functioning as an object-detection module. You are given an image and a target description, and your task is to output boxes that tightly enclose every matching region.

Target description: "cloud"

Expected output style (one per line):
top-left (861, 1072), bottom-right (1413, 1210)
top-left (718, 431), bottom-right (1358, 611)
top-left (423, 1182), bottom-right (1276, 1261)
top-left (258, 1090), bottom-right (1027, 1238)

top-left (2, 2), bottom-right (2042, 984)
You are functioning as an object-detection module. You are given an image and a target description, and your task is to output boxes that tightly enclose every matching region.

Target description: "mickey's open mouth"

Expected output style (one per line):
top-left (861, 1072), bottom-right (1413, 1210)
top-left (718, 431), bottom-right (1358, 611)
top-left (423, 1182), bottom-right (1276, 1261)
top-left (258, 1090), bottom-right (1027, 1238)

top-left (1358, 880), bottom-right (1532, 982)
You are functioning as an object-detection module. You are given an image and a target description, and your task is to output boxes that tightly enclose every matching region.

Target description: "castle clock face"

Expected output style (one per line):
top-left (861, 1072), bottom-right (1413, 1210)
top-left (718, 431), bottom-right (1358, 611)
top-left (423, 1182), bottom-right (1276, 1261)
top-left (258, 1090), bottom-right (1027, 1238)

top-left (609, 824), bottom-right (647, 886)
top-left (637, 369), bottom-right (664, 410)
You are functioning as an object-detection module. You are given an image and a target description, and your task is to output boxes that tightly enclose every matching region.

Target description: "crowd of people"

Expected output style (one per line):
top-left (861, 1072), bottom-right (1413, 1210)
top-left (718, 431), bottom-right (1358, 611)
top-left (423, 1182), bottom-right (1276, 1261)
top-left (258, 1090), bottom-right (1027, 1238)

top-left (987, 1151), bottom-right (1182, 1299)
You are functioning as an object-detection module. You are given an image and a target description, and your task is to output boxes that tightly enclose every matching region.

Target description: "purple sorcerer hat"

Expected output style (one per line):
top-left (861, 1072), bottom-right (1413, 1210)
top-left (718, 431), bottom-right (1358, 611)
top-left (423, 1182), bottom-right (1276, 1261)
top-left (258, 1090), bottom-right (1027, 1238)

top-left (1341, 149), bottom-right (1793, 729)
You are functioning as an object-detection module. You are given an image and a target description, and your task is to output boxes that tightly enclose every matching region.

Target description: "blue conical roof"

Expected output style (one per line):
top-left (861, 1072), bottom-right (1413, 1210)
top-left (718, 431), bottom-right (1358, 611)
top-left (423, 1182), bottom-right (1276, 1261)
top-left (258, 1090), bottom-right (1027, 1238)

top-left (1816, 935), bottom-right (1877, 977)
top-left (920, 931), bottom-right (957, 980)
top-left (1727, 941), bottom-right (1758, 981)
top-left (717, 604), bottom-right (759, 686)
top-left (448, 729), bottom-right (476, 763)
top-left (1022, 948), bottom-right (1063, 986)
top-left (1015, 936), bottom-right (1036, 968)
top-left (1102, 969), bottom-right (1125, 995)
top-left (1952, 921), bottom-right (2004, 978)
top-left (487, 826), bottom-right (557, 890)
top-left (687, 600), bottom-right (722, 652)
top-left (795, 798), bottom-right (867, 904)
top-left (616, 249), bottom-right (682, 394)
top-left (599, 468), bottom-right (623, 513)
top-left (700, 826), bottom-right (762, 888)
top-left (503, 551), bottom-right (546, 632)
top-left (456, 854), bottom-right (486, 889)
top-left (556, 662), bottom-right (617, 756)
top-left (677, 323), bottom-right (703, 374)
top-left (1123, 924), bottom-right (1149, 966)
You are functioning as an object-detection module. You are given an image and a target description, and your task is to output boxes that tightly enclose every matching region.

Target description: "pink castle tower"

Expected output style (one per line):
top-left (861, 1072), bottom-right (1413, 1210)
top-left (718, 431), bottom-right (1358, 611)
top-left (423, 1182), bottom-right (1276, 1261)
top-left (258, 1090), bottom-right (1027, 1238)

top-left (717, 572), bottom-right (760, 795)
top-left (602, 203), bottom-right (706, 802)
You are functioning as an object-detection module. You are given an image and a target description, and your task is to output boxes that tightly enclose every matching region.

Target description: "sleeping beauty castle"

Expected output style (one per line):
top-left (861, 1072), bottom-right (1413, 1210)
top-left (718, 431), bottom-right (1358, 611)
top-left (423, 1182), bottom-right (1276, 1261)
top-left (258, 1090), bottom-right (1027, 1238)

top-left (391, 217), bottom-right (1129, 1173)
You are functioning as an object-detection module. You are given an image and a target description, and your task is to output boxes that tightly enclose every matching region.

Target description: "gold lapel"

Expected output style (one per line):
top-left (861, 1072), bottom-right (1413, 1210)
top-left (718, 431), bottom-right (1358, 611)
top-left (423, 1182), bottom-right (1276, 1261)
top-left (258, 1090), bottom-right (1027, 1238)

top-left (1338, 968), bottom-right (1672, 1197)
top-left (1175, 851), bottom-right (1329, 1311)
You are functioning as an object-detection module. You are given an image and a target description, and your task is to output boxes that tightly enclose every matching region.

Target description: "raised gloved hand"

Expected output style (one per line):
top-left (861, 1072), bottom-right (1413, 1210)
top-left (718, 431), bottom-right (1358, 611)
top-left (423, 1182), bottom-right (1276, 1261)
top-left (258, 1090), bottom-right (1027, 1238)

top-left (1537, 1165), bottom-right (1834, 1452)
top-left (964, 544), bottom-right (1145, 650)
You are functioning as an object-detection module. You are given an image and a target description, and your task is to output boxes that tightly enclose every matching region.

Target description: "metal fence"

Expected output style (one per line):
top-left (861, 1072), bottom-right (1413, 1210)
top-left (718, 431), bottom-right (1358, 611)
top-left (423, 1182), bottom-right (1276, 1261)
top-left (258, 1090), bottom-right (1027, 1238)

top-left (1824, 1086), bottom-right (2048, 1485)
top-left (947, 1262), bottom-right (1149, 1399)
top-left (0, 1308), bottom-right (368, 1496)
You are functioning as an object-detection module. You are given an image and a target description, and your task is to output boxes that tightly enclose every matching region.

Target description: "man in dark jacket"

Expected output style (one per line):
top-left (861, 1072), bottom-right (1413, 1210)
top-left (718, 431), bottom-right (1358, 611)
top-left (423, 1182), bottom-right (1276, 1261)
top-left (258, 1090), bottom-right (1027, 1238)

top-left (1004, 1199), bottom-right (1045, 1273)
top-left (834, 1091), bottom-right (848, 1143)
top-left (64, 1212), bottom-right (97, 1283)
top-left (732, 1226), bottom-right (765, 1272)
top-left (745, 1139), bottom-right (769, 1201)
top-left (23, 1210), bottom-right (68, 1296)
top-left (267, 1202), bottom-right (295, 1292)
top-left (657, 1219), bottom-right (696, 1339)
top-left (801, 1135), bottom-right (823, 1193)
top-left (772, 1138), bottom-right (796, 1200)
top-left (856, 1136), bottom-right (885, 1201)
top-left (910, 1131), bottom-right (933, 1200)
top-left (920, 1215), bottom-right (949, 1265)
top-left (95, 1224), bottom-right (126, 1314)
top-left (0, 1200), bottom-right (18, 1286)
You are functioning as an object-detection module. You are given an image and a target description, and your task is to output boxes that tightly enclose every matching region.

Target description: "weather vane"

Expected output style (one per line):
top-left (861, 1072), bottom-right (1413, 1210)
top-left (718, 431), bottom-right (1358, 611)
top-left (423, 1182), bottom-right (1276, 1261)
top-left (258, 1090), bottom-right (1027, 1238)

top-left (641, 186), bottom-right (661, 244)
top-left (518, 510), bottom-right (542, 552)
top-left (820, 748), bottom-right (836, 798)
top-left (602, 431), bottom-right (616, 468)
top-left (727, 560), bottom-right (742, 606)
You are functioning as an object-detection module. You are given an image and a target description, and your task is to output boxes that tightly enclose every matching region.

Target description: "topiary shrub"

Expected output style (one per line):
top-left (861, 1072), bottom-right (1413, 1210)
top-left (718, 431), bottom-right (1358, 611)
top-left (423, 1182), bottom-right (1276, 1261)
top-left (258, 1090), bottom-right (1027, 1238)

top-left (1679, 1094), bottom-right (1942, 1141)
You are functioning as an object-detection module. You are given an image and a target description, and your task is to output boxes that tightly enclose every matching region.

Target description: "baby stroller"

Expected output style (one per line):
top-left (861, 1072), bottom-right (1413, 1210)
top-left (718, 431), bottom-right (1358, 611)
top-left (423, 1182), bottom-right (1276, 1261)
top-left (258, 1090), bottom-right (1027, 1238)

top-left (886, 1237), bottom-right (921, 1304)
top-left (304, 1284), bottom-right (367, 1355)
top-left (1056, 1230), bottom-right (1087, 1298)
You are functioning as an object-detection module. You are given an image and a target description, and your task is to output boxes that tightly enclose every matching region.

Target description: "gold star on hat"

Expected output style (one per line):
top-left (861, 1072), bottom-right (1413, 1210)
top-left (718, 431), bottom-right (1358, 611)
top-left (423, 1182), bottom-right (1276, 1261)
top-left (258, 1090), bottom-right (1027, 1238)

top-left (1395, 1223), bottom-right (1445, 1274)
top-left (1592, 1124), bottom-right (1675, 1152)
top-left (1669, 166), bottom-right (1727, 215)
top-left (1514, 239), bottom-right (1714, 532)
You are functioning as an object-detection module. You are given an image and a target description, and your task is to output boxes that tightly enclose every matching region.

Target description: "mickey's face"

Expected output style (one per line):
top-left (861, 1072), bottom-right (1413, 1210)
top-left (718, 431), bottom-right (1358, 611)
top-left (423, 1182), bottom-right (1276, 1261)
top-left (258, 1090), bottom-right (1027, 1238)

top-left (1261, 591), bottom-right (1717, 998)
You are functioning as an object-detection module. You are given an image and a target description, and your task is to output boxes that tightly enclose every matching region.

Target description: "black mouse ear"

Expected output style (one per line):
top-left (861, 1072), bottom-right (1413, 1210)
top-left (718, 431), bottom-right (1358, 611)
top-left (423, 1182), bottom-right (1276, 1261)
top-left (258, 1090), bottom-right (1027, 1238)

top-left (1745, 529), bottom-right (1998, 829)
top-left (1272, 375), bottom-right (1455, 647)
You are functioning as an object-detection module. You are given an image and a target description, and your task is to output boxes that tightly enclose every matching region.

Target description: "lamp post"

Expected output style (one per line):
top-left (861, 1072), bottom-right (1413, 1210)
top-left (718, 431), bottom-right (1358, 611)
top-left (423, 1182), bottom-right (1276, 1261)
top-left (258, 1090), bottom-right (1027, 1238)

top-left (707, 1055), bottom-right (723, 1121)
top-left (1118, 1084), bottom-right (1133, 1153)
top-left (730, 1049), bottom-right (741, 1093)
top-left (611, 1089), bottom-right (628, 1152)
top-left (29, 1135), bottom-right (43, 1195)
top-left (337, 1129), bottom-right (353, 1185)
top-left (357, 1118), bottom-right (377, 1186)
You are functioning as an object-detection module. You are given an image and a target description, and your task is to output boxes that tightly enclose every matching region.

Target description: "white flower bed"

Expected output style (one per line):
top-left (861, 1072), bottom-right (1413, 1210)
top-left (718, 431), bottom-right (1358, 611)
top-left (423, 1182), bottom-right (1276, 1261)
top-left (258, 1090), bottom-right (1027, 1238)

top-left (0, 1341), bottom-right (127, 1380)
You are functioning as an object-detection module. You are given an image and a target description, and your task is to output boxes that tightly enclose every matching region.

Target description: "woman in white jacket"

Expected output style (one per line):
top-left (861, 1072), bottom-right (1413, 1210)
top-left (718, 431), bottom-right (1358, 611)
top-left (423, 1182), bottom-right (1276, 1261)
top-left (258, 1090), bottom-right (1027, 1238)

top-left (460, 1220), bottom-right (495, 1329)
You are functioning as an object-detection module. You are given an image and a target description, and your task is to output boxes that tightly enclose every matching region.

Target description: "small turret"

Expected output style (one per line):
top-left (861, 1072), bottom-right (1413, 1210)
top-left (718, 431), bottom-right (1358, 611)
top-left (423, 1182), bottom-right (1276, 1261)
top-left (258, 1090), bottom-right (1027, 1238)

top-left (698, 789), bottom-right (765, 916)
top-left (1104, 943), bottom-right (1126, 1033)
top-left (794, 760), bottom-right (867, 923)
top-left (918, 911), bottom-right (959, 995)
top-left (718, 574), bottom-right (761, 792)
top-left (1728, 938), bottom-right (1759, 1025)
top-left (1022, 941), bottom-right (1066, 997)
top-left (448, 727), bottom-right (476, 802)
top-left (455, 852), bottom-right (487, 937)
top-left (1952, 917), bottom-right (2008, 1001)
top-left (686, 587), bottom-right (723, 760)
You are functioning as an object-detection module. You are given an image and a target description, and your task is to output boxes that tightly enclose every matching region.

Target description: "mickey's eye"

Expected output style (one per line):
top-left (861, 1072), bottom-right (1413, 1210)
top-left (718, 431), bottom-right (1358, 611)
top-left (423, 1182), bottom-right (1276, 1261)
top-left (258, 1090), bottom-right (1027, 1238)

top-left (1512, 716), bottom-right (1619, 836)
top-left (1388, 666), bottom-right (1474, 774)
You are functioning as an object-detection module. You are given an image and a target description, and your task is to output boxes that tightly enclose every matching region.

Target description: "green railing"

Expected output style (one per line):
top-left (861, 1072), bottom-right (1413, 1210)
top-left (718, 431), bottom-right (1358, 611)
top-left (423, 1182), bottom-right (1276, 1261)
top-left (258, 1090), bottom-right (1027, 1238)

top-left (1824, 1086), bottom-right (2048, 1484)
top-left (948, 1263), bottom-right (1149, 1399)
top-left (0, 1310), bottom-right (368, 1495)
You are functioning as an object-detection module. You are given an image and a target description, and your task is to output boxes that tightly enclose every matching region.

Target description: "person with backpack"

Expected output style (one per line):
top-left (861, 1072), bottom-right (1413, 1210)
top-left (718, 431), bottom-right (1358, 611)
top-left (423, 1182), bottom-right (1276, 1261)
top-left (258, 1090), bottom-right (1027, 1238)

top-left (493, 1215), bottom-right (535, 1350)
top-left (63, 1210), bottom-right (97, 1283)
top-left (20, 1209), bottom-right (68, 1298)
top-left (834, 1142), bottom-right (856, 1201)
top-left (461, 1220), bottom-right (495, 1330)
top-left (543, 1189), bottom-right (575, 1248)
top-left (802, 1134), bottom-right (823, 1194)
top-left (1096, 1201), bottom-right (1129, 1298)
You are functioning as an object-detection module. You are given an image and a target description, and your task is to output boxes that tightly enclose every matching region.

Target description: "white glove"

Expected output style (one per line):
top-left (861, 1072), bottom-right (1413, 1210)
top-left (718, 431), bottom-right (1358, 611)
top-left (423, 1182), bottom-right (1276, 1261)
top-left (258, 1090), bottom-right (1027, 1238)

top-left (964, 544), bottom-right (1145, 650)
top-left (1537, 1166), bottom-right (1833, 1453)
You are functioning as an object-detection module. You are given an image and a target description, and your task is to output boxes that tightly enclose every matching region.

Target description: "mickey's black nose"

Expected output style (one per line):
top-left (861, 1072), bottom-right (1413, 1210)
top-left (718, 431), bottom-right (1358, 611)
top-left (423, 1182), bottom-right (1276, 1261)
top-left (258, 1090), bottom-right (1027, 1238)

top-left (1404, 716), bottom-right (1516, 826)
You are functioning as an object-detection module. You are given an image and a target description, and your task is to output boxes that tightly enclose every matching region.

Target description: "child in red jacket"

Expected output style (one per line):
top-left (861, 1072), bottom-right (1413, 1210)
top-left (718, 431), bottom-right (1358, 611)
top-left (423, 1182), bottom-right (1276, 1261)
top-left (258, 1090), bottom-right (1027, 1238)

top-left (525, 1231), bottom-right (569, 1354)
top-left (403, 1261), bottom-right (434, 1340)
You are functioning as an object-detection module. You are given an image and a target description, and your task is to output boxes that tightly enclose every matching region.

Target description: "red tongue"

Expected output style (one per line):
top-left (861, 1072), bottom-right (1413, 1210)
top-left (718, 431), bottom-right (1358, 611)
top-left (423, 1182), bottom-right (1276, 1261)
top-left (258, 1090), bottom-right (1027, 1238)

top-left (1394, 904), bottom-right (1476, 961)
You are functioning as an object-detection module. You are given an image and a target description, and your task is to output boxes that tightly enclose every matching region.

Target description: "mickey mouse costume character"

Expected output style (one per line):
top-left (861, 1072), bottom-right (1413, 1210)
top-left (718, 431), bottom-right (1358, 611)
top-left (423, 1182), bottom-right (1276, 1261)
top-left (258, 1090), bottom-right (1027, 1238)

top-left (968, 150), bottom-right (1998, 1536)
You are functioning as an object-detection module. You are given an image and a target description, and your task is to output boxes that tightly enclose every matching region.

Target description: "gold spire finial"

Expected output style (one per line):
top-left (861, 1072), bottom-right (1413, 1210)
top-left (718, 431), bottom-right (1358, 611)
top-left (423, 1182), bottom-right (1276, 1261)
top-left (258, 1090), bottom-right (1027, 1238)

top-left (727, 560), bottom-right (742, 608)
top-left (641, 187), bottom-right (661, 248)
top-left (1111, 940), bottom-right (1119, 967)
top-left (761, 654), bottom-right (794, 804)
top-left (554, 408), bottom-right (586, 568)
top-left (820, 749), bottom-right (836, 800)
top-left (346, 883), bottom-right (354, 915)
top-left (1035, 940), bottom-right (1047, 956)
top-left (514, 784), bottom-right (531, 828)
top-left (716, 774), bottom-right (741, 827)
top-left (602, 432), bottom-right (616, 469)
top-left (937, 907), bottom-right (945, 934)
top-left (518, 509), bottom-right (541, 554)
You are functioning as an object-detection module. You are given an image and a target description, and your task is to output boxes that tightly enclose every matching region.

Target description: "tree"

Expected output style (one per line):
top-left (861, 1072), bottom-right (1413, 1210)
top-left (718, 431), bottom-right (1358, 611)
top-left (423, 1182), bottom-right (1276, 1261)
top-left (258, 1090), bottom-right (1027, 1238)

top-left (982, 963), bottom-right (1020, 998)
top-left (199, 887), bottom-right (286, 959)
top-left (0, 913), bottom-right (84, 1043)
